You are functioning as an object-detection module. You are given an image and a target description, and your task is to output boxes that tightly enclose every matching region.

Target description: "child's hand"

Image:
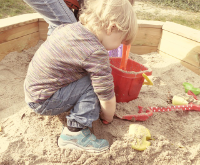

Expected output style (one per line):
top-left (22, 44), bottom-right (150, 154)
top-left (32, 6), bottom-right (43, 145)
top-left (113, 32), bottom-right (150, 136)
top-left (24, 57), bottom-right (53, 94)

top-left (100, 117), bottom-right (111, 125)
top-left (99, 111), bottom-right (113, 124)
top-left (99, 95), bottom-right (116, 123)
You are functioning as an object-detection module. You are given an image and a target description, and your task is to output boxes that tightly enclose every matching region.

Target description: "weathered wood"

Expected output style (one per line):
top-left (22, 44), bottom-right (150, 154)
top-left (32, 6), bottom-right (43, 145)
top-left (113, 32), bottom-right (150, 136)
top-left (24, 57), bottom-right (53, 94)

top-left (163, 21), bottom-right (200, 43)
top-left (39, 21), bottom-right (48, 41)
top-left (131, 20), bottom-right (163, 54)
top-left (38, 19), bottom-right (164, 48)
top-left (138, 20), bottom-right (164, 28)
top-left (36, 19), bottom-right (164, 45)
top-left (159, 50), bottom-right (200, 75)
top-left (0, 13), bottom-right (40, 32)
top-left (130, 45), bottom-right (157, 55)
top-left (0, 32), bottom-right (40, 61)
top-left (158, 30), bottom-right (200, 68)
top-left (132, 27), bottom-right (162, 47)
top-left (0, 22), bottom-right (39, 44)
top-left (38, 17), bottom-right (46, 22)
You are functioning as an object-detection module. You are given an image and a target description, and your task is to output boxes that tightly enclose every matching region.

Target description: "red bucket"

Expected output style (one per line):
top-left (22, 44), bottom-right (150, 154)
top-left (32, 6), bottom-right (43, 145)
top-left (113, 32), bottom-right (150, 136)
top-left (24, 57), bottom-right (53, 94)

top-left (110, 57), bottom-right (152, 103)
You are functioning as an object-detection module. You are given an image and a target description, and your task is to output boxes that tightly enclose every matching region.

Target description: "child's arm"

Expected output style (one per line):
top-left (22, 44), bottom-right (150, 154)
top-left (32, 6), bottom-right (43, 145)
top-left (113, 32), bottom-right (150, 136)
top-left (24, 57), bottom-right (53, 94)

top-left (83, 49), bottom-right (116, 122)
top-left (99, 95), bottom-right (116, 122)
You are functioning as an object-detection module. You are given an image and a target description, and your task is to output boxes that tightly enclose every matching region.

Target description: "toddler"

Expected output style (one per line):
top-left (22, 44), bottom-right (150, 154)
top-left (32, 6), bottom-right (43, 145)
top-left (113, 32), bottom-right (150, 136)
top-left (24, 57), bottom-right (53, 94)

top-left (24, 0), bottom-right (138, 153)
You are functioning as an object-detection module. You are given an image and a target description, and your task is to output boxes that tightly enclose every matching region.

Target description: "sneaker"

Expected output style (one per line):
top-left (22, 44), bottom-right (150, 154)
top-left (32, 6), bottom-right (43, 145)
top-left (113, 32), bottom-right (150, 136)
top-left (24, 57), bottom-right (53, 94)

top-left (58, 127), bottom-right (109, 153)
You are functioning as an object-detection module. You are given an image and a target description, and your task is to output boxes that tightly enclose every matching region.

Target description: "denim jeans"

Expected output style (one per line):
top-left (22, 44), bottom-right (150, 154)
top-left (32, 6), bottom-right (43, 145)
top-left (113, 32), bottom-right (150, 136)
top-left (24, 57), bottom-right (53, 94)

top-left (23, 0), bottom-right (77, 35)
top-left (28, 76), bottom-right (101, 128)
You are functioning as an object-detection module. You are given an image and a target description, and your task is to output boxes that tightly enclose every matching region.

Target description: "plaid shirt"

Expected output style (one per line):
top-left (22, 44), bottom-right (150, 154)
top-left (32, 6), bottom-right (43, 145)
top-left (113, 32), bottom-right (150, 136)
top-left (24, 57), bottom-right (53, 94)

top-left (24, 22), bottom-right (114, 103)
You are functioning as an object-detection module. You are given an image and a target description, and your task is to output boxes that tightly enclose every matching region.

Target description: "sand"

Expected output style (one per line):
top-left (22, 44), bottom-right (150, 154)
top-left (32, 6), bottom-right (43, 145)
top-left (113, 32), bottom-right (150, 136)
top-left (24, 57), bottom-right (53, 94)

top-left (1, 40), bottom-right (200, 165)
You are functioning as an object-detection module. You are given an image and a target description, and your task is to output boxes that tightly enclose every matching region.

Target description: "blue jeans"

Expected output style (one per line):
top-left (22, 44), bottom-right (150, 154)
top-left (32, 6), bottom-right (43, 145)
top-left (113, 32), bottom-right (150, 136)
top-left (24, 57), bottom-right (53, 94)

top-left (28, 76), bottom-right (101, 128)
top-left (23, 0), bottom-right (77, 35)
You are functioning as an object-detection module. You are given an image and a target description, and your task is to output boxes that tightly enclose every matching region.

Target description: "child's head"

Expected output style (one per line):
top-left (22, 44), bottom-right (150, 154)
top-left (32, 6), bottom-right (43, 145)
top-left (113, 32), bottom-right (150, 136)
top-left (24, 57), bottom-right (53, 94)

top-left (79, 0), bottom-right (138, 50)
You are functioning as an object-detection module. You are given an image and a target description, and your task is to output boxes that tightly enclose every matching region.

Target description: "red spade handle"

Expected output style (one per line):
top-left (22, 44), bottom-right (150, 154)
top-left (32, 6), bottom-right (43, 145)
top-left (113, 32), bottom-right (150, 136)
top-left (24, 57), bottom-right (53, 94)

top-left (149, 103), bottom-right (200, 112)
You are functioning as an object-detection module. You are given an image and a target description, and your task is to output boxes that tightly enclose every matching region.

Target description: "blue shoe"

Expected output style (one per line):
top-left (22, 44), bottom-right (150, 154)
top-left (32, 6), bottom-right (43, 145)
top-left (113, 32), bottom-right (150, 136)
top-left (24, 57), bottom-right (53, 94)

top-left (58, 127), bottom-right (109, 153)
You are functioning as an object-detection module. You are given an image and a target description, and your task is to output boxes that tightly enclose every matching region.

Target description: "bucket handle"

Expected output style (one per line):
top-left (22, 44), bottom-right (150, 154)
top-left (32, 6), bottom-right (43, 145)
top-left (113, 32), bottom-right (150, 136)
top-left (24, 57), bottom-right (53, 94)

top-left (142, 73), bottom-right (153, 85)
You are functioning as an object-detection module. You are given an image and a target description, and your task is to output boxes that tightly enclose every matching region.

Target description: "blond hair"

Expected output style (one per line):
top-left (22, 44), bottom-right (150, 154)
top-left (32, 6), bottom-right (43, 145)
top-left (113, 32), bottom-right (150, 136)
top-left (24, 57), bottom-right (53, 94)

top-left (79, 0), bottom-right (138, 45)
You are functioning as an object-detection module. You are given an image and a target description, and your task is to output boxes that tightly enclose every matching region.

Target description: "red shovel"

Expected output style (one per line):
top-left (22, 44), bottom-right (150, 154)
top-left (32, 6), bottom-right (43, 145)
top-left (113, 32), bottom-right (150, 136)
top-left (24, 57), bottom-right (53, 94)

top-left (120, 44), bottom-right (131, 71)
top-left (101, 91), bottom-right (199, 124)
top-left (101, 103), bottom-right (200, 124)
top-left (101, 106), bottom-right (153, 124)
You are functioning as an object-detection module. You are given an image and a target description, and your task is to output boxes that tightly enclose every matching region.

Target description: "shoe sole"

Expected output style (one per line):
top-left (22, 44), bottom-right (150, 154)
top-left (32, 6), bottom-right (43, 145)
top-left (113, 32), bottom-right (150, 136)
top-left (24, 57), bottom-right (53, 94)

top-left (58, 138), bottom-right (109, 153)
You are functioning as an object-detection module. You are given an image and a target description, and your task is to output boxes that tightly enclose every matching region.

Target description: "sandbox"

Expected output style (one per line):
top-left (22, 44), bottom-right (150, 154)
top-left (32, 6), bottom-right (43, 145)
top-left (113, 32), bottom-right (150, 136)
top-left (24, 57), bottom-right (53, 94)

top-left (0, 13), bottom-right (200, 165)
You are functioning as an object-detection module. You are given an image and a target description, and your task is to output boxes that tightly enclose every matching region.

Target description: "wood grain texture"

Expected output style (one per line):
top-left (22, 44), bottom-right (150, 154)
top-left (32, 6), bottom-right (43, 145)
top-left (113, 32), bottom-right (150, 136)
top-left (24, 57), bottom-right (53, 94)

top-left (0, 22), bottom-right (39, 44)
top-left (138, 20), bottom-right (164, 28)
top-left (132, 27), bottom-right (162, 47)
top-left (39, 21), bottom-right (48, 40)
top-left (0, 32), bottom-right (39, 61)
top-left (158, 30), bottom-right (200, 67)
top-left (130, 45), bottom-right (157, 55)
top-left (163, 21), bottom-right (200, 43)
top-left (131, 20), bottom-right (163, 54)
top-left (0, 13), bottom-right (41, 32)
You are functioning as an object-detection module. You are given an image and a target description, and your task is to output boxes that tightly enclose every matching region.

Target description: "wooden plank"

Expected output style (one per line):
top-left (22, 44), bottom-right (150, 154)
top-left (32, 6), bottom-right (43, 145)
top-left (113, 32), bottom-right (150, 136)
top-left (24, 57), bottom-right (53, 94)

top-left (158, 30), bottom-right (200, 67)
top-left (39, 18), bottom-right (46, 22)
top-left (0, 32), bottom-right (40, 61)
top-left (0, 22), bottom-right (39, 44)
top-left (138, 20), bottom-right (164, 28)
top-left (39, 21), bottom-right (48, 41)
top-left (132, 27), bottom-right (162, 47)
top-left (163, 21), bottom-right (200, 43)
top-left (130, 45), bottom-right (157, 55)
top-left (159, 50), bottom-right (200, 75)
top-left (37, 19), bottom-right (164, 42)
top-left (0, 13), bottom-right (41, 32)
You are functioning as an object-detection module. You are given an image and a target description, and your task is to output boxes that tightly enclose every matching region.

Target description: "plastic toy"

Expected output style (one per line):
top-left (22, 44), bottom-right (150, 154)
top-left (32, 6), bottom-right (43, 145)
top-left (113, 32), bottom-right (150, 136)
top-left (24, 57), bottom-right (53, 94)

top-left (110, 57), bottom-right (152, 102)
top-left (101, 91), bottom-right (200, 124)
top-left (149, 103), bottom-right (200, 112)
top-left (129, 124), bottom-right (151, 151)
top-left (183, 82), bottom-right (200, 95)
top-left (187, 90), bottom-right (198, 100)
top-left (142, 73), bottom-right (153, 85)
top-left (120, 44), bottom-right (131, 70)
top-left (109, 44), bottom-right (153, 103)
top-left (100, 106), bottom-right (153, 125)
top-left (172, 95), bottom-right (188, 105)
top-left (149, 90), bottom-right (200, 112)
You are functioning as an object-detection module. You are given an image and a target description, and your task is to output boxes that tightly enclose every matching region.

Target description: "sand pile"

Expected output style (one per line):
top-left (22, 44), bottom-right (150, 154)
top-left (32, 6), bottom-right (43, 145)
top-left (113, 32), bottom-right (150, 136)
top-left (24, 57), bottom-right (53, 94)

top-left (0, 41), bottom-right (200, 165)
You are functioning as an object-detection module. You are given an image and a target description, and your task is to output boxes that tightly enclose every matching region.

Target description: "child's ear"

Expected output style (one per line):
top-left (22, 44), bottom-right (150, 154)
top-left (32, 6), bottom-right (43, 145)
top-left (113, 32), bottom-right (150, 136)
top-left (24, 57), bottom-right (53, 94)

top-left (107, 23), bottom-right (116, 35)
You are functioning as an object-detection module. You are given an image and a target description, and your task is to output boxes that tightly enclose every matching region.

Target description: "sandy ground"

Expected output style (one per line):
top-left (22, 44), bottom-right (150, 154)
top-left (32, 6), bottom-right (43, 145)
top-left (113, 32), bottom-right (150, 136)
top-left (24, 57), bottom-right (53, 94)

top-left (1, 38), bottom-right (200, 164)
top-left (1, 2), bottom-right (200, 165)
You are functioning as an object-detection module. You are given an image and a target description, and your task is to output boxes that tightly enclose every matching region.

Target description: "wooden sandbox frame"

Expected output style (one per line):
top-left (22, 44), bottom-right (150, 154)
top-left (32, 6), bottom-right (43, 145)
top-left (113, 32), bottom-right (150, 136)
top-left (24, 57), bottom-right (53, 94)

top-left (0, 13), bottom-right (199, 75)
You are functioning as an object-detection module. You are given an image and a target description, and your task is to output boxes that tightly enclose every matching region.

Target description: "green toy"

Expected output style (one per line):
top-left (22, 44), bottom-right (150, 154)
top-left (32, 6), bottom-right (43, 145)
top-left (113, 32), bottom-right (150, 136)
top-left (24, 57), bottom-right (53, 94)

top-left (183, 82), bottom-right (200, 95)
